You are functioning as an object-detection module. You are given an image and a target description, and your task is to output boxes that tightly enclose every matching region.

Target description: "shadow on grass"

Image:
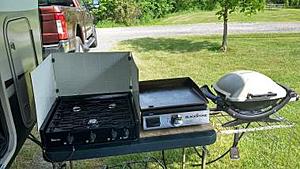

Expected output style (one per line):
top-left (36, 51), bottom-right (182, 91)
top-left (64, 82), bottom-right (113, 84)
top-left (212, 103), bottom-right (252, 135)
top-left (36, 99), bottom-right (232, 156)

top-left (123, 37), bottom-right (220, 53)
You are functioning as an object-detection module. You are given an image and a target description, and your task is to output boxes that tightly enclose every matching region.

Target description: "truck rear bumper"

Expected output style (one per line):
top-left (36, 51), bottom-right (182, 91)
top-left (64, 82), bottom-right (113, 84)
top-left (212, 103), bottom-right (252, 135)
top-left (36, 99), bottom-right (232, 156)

top-left (42, 40), bottom-right (72, 58)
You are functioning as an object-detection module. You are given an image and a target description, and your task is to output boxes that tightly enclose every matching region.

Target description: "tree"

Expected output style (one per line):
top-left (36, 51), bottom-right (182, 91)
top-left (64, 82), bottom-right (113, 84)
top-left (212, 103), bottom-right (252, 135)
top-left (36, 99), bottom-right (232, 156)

top-left (216, 0), bottom-right (265, 51)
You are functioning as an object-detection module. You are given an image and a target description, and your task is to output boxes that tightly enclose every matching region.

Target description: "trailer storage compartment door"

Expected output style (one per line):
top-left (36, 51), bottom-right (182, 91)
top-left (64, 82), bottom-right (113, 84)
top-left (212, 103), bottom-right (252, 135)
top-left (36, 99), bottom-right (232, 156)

top-left (5, 17), bottom-right (38, 128)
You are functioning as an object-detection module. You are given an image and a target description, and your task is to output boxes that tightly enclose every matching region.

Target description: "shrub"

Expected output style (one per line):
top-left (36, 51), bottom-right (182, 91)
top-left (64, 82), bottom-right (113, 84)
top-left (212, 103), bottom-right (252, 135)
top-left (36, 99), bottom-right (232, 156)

top-left (113, 0), bottom-right (140, 25)
top-left (267, 0), bottom-right (285, 4)
top-left (173, 0), bottom-right (217, 11)
top-left (138, 0), bottom-right (175, 21)
top-left (285, 0), bottom-right (300, 7)
top-left (92, 0), bottom-right (218, 26)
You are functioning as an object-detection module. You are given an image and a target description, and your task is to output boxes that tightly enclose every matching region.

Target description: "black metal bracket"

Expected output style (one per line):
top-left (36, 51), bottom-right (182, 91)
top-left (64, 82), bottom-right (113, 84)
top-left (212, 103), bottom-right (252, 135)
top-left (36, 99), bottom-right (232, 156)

top-left (222, 116), bottom-right (282, 127)
top-left (27, 133), bottom-right (42, 147)
top-left (230, 132), bottom-right (240, 160)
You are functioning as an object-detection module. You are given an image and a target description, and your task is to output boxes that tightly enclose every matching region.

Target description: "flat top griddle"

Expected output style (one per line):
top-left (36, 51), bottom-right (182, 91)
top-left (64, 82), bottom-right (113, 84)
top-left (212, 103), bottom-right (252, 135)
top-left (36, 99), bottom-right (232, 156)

top-left (139, 77), bottom-right (207, 110)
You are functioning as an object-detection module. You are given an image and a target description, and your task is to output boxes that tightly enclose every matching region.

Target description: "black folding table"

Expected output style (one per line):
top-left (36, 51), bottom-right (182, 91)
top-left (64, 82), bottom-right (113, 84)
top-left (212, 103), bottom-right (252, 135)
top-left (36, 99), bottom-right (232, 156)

top-left (45, 124), bottom-right (216, 169)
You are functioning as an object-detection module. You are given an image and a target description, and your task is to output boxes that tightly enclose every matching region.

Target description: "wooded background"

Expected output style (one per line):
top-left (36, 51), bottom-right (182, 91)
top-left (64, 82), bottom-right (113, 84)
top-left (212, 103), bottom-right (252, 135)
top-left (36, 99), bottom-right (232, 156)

top-left (90, 0), bottom-right (299, 26)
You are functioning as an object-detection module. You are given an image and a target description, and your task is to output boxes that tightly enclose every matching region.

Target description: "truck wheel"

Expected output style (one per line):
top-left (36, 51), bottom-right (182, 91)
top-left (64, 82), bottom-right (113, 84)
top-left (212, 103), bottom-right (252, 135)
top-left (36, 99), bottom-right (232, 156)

top-left (90, 27), bottom-right (97, 48)
top-left (75, 36), bottom-right (84, 52)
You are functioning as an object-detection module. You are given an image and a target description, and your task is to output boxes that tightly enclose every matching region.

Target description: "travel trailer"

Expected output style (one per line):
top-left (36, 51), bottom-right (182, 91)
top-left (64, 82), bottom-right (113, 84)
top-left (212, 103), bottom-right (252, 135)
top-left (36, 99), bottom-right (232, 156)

top-left (0, 0), bottom-right (43, 168)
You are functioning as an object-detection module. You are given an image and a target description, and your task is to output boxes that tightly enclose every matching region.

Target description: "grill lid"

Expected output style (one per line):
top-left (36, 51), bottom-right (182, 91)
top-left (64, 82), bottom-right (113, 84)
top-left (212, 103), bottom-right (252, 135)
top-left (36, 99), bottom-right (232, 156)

top-left (212, 70), bottom-right (287, 102)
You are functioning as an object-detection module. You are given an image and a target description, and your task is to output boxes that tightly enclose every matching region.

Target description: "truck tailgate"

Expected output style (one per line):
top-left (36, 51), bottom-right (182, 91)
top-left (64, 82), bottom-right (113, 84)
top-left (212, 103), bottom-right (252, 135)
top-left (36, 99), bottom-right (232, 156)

top-left (39, 6), bottom-right (60, 44)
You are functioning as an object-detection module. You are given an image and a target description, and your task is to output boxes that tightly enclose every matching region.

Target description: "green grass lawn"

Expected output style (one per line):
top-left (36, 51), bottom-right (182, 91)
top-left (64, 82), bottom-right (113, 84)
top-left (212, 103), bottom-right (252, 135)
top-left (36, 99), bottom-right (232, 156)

top-left (11, 33), bottom-right (300, 169)
top-left (153, 8), bottom-right (300, 26)
top-left (98, 8), bottom-right (300, 27)
top-left (113, 33), bottom-right (300, 168)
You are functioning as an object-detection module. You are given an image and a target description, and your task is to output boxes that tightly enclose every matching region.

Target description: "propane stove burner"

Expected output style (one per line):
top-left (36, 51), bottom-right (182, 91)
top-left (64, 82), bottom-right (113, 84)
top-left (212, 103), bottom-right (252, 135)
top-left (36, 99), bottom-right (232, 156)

top-left (109, 103), bottom-right (117, 109)
top-left (42, 93), bottom-right (139, 149)
top-left (88, 119), bottom-right (98, 125)
top-left (73, 106), bottom-right (81, 112)
top-left (88, 119), bottom-right (99, 128)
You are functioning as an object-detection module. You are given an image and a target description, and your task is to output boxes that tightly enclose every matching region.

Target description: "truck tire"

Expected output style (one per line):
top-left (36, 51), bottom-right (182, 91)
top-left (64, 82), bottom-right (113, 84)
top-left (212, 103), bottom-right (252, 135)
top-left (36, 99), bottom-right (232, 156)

top-left (90, 26), bottom-right (97, 48)
top-left (75, 36), bottom-right (84, 52)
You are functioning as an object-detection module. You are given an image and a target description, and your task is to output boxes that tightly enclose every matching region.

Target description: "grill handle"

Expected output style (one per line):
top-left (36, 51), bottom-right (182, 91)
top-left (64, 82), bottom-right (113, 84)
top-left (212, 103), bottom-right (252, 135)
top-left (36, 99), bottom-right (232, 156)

top-left (290, 90), bottom-right (299, 102)
top-left (246, 92), bottom-right (277, 100)
top-left (200, 85), bottom-right (225, 107)
top-left (225, 86), bottom-right (297, 121)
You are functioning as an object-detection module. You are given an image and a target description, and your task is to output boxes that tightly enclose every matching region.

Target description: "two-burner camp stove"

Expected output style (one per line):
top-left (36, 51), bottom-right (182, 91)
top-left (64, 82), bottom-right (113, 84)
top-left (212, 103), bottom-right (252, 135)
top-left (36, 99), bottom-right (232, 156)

top-left (31, 52), bottom-right (140, 155)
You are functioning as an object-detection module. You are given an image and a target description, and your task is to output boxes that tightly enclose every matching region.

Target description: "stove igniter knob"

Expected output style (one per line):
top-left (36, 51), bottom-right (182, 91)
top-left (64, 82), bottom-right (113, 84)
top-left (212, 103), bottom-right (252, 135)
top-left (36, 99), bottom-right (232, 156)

top-left (171, 114), bottom-right (183, 127)
top-left (90, 132), bottom-right (96, 143)
top-left (111, 129), bottom-right (117, 141)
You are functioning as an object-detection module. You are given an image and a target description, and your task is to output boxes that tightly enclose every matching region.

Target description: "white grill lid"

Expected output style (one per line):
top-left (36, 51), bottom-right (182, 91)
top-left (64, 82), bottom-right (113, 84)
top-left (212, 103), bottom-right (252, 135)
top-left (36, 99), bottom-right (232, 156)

top-left (212, 70), bottom-right (287, 102)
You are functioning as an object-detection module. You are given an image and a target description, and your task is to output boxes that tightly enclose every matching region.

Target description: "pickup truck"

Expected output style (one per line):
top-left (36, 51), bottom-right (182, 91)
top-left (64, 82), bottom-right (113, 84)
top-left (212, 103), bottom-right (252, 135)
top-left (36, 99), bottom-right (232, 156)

top-left (39, 0), bottom-right (98, 55)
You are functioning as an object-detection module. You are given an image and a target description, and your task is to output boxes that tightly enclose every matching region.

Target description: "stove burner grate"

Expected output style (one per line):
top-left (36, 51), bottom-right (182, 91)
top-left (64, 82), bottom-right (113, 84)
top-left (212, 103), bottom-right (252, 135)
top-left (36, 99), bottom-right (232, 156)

top-left (46, 93), bottom-right (135, 133)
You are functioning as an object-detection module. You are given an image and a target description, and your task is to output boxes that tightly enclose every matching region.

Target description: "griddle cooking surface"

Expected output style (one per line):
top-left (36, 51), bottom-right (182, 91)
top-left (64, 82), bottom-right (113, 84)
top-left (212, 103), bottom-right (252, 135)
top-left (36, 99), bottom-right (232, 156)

top-left (140, 87), bottom-right (204, 109)
top-left (139, 78), bottom-right (207, 110)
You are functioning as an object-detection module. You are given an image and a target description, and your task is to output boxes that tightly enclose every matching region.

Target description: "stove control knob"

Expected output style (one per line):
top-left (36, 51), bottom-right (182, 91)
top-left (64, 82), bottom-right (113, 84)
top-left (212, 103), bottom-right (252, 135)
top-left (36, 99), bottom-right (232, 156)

top-left (90, 132), bottom-right (96, 143)
top-left (67, 134), bottom-right (74, 144)
top-left (123, 128), bottom-right (129, 139)
top-left (171, 114), bottom-right (183, 127)
top-left (111, 129), bottom-right (118, 141)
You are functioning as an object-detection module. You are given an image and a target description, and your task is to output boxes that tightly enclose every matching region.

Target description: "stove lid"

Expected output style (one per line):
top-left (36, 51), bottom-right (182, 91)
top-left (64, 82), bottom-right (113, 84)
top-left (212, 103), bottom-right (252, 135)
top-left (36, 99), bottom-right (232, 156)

top-left (52, 52), bottom-right (137, 96)
top-left (212, 70), bottom-right (287, 102)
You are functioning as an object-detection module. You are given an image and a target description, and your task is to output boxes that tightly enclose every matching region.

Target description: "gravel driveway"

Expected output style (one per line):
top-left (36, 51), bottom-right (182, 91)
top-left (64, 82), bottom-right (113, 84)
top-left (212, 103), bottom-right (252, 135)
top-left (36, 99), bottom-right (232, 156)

top-left (90, 22), bottom-right (300, 51)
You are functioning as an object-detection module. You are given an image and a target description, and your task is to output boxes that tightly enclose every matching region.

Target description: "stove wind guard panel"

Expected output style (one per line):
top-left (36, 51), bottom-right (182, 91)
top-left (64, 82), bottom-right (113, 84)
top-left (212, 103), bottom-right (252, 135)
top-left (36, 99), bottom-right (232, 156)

top-left (31, 52), bottom-right (139, 153)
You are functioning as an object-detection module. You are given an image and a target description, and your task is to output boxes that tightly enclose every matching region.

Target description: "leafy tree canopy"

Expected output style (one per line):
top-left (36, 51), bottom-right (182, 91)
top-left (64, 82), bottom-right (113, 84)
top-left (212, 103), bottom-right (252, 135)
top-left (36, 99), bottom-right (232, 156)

top-left (216, 0), bottom-right (265, 51)
top-left (216, 0), bottom-right (265, 20)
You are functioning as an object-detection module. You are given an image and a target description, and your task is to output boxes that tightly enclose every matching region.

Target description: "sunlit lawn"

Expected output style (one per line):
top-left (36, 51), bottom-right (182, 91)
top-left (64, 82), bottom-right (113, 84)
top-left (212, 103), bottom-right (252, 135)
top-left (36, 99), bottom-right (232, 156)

top-left (150, 8), bottom-right (300, 25)
top-left (111, 33), bottom-right (300, 169)
top-left (11, 33), bottom-right (300, 168)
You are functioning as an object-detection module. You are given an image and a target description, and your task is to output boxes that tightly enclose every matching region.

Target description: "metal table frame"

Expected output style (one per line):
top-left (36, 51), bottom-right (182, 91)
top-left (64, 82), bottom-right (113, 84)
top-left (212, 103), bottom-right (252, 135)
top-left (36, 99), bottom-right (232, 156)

top-left (179, 110), bottom-right (295, 168)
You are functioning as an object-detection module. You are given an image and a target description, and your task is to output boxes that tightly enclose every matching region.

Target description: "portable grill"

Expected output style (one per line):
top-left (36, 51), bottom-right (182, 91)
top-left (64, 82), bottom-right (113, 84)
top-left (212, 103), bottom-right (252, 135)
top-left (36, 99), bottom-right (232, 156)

top-left (200, 70), bottom-right (299, 127)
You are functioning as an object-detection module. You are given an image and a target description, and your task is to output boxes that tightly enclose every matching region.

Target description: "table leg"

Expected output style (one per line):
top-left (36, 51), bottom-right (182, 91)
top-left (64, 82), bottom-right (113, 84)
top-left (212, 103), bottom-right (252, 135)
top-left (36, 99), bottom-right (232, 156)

top-left (69, 161), bottom-right (73, 169)
top-left (201, 146), bottom-right (207, 169)
top-left (161, 150), bottom-right (167, 169)
top-left (181, 148), bottom-right (186, 169)
top-left (144, 160), bottom-right (148, 169)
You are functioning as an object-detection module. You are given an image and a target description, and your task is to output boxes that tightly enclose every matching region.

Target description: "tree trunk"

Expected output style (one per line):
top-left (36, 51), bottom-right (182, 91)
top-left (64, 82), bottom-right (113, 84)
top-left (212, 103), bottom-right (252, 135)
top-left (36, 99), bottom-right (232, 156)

top-left (221, 6), bottom-right (228, 52)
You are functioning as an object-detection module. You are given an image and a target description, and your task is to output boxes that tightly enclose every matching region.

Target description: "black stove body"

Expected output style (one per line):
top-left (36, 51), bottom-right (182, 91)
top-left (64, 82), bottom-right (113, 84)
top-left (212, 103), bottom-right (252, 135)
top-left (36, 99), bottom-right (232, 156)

top-left (40, 93), bottom-right (139, 150)
top-left (31, 52), bottom-right (140, 160)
